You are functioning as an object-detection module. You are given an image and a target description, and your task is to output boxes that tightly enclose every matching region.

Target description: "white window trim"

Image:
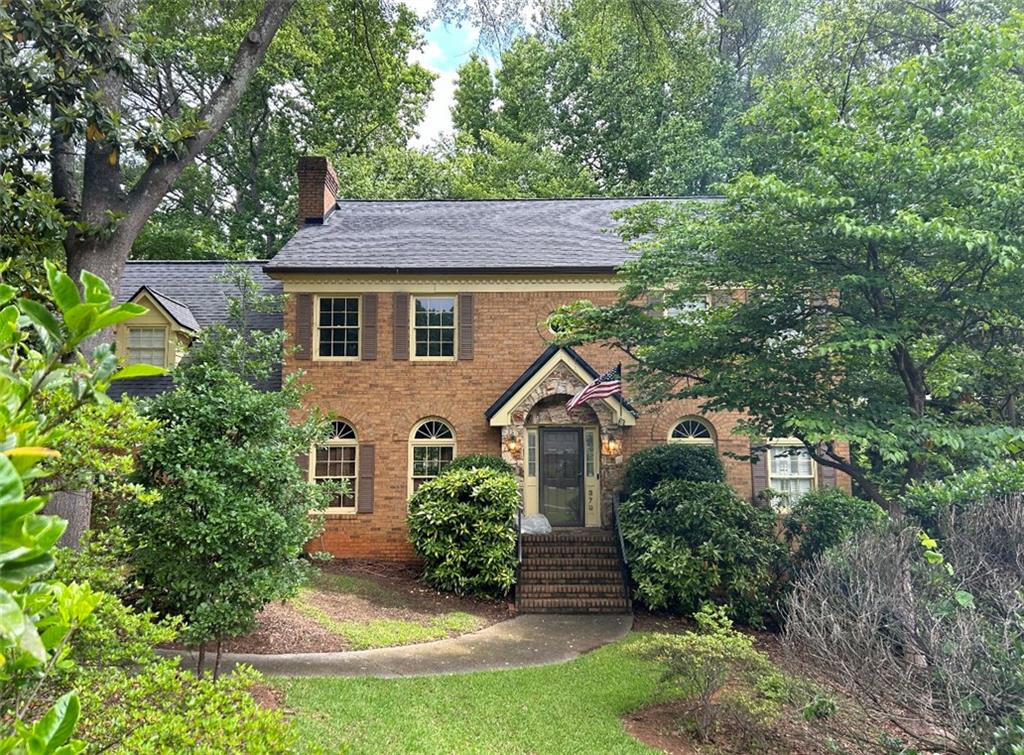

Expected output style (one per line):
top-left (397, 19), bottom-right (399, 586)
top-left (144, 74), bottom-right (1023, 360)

top-left (126, 325), bottom-right (169, 368)
top-left (765, 438), bottom-right (817, 504)
top-left (409, 295), bottom-right (458, 362)
top-left (313, 295), bottom-right (361, 362)
top-left (310, 421), bottom-right (359, 514)
top-left (662, 293), bottom-right (712, 320)
top-left (667, 416), bottom-right (717, 445)
top-left (407, 418), bottom-right (457, 496)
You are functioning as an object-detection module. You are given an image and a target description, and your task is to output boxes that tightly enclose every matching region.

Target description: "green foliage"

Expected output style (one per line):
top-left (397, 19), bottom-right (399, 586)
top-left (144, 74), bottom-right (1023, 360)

top-left (902, 461), bottom-right (1024, 530)
top-left (0, 261), bottom-right (158, 750)
top-left (123, 362), bottom-right (327, 646)
top-left (121, 275), bottom-right (328, 647)
top-left (554, 17), bottom-right (1024, 511)
top-left (451, 54), bottom-right (496, 144)
top-left (407, 467), bottom-right (519, 599)
top-left (74, 661), bottom-right (299, 754)
top-left (443, 453), bottom-right (515, 477)
top-left (782, 488), bottom-right (887, 567)
top-left (620, 480), bottom-right (781, 624)
top-left (623, 443), bottom-right (725, 494)
top-left (634, 604), bottom-right (786, 741)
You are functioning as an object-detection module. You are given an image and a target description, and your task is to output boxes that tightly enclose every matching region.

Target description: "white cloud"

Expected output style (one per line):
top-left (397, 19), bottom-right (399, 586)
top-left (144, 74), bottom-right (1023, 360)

top-left (412, 67), bottom-right (457, 148)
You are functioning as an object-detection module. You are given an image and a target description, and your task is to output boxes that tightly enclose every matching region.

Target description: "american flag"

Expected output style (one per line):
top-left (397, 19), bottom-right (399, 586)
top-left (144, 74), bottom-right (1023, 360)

top-left (566, 364), bottom-right (622, 412)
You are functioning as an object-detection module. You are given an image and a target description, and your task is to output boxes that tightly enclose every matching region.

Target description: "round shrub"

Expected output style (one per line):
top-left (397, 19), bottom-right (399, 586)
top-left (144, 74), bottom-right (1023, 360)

top-left (619, 480), bottom-right (781, 624)
top-left (624, 443), bottom-right (725, 494)
top-left (782, 488), bottom-right (887, 567)
top-left (407, 467), bottom-right (519, 599)
top-left (443, 453), bottom-right (515, 477)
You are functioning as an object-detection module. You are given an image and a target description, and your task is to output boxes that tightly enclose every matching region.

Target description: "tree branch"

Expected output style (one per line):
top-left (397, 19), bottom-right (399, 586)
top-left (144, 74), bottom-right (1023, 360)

top-left (115, 0), bottom-right (297, 248)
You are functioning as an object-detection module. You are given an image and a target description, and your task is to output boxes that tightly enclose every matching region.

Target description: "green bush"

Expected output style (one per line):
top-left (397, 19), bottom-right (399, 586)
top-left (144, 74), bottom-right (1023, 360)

top-left (782, 488), bottom-right (887, 567)
top-left (443, 453), bottom-right (515, 477)
top-left (620, 480), bottom-right (782, 624)
top-left (901, 461), bottom-right (1024, 531)
top-left (75, 660), bottom-right (301, 754)
top-left (634, 604), bottom-right (787, 742)
top-left (407, 467), bottom-right (519, 598)
top-left (624, 443), bottom-right (725, 494)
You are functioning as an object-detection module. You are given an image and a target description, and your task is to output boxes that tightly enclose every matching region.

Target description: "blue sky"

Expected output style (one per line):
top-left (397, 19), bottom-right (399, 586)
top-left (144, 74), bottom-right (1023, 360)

top-left (405, 6), bottom-right (497, 146)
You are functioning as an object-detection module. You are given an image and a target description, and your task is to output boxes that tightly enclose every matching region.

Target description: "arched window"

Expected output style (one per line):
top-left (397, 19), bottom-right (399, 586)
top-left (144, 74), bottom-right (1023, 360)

top-left (668, 417), bottom-right (715, 445)
top-left (409, 419), bottom-right (456, 492)
top-left (313, 420), bottom-right (358, 511)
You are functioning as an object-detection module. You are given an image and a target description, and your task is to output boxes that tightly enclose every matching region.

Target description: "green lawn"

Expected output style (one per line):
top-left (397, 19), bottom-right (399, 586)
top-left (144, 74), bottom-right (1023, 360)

top-left (276, 638), bottom-right (665, 754)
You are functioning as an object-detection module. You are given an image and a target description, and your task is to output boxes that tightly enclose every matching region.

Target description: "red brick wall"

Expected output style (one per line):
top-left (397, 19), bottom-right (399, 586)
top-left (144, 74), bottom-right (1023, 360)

top-left (284, 284), bottom-right (850, 560)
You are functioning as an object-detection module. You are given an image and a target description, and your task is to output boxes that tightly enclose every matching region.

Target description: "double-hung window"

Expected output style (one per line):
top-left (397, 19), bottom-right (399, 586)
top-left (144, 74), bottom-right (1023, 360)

top-left (768, 444), bottom-right (815, 503)
top-left (412, 296), bottom-right (455, 358)
top-left (409, 419), bottom-right (455, 492)
top-left (314, 420), bottom-right (358, 511)
top-left (317, 296), bottom-right (360, 358)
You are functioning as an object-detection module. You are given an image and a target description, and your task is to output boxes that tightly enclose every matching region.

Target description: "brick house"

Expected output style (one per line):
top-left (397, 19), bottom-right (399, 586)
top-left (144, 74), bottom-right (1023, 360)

top-left (116, 156), bottom-right (848, 571)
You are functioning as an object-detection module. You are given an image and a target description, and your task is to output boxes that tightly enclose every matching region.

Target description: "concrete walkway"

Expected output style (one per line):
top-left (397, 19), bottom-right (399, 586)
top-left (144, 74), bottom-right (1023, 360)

top-left (172, 614), bottom-right (632, 678)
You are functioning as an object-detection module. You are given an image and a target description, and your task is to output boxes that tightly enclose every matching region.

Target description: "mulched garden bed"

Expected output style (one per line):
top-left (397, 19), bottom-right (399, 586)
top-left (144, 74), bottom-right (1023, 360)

top-left (213, 561), bottom-right (511, 654)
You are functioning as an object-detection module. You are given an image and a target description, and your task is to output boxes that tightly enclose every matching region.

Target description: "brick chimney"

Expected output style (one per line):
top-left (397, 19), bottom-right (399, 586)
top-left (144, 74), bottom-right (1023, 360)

top-left (297, 156), bottom-right (339, 225)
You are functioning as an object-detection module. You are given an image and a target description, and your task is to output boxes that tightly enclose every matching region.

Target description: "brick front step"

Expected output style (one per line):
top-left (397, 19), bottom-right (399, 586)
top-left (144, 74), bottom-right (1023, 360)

top-left (524, 553), bottom-right (618, 565)
top-left (522, 530), bottom-right (616, 544)
top-left (521, 544), bottom-right (619, 557)
top-left (518, 582), bottom-right (626, 596)
top-left (517, 597), bottom-right (631, 614)
top-left (519, 569), bottom-right (623, 582)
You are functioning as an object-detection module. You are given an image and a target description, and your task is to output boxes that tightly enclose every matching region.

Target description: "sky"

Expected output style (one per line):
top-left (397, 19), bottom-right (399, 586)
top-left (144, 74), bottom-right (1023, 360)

top-left (404, 4), bottom-right (496, 147)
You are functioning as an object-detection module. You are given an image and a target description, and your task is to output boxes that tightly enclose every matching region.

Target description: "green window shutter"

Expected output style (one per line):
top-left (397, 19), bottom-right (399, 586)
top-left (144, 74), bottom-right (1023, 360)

top-left (361, 294), bottom-right (378, 361)
top-left (295, 293), bottom-right (313, 360)
top-left (357, 444), bottom-right (375, 513)
top-left (393, 292), bottom-right (409, 360)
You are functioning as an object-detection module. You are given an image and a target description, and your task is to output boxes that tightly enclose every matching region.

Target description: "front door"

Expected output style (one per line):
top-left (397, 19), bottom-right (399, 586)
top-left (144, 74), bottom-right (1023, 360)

top-left (540, 427), bottom-right (584, 527)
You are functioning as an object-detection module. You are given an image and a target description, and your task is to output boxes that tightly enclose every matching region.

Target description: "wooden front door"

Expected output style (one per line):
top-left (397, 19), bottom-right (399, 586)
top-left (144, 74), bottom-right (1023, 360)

top-left (539, 427), bottom-right (584, 527)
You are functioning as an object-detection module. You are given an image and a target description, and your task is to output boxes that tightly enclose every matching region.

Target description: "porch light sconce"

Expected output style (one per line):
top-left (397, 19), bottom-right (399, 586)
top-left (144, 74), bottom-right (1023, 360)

top-left (602, 436), bottom-right (622, 456)
top-left (503, 435), bottom-right (522, 455)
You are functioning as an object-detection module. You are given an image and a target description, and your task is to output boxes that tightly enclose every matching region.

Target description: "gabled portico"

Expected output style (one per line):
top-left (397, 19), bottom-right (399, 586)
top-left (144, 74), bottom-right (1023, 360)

top-left (485, 346), bottom-right (637, 528)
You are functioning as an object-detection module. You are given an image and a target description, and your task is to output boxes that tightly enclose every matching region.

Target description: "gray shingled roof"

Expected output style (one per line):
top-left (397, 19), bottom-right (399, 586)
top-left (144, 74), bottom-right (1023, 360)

top-left (133, 287), bottom-right (201, 332)
top-left (265, 198), bottom-right (705, 273)
top-left (110, 261), bottom-right (283, 400)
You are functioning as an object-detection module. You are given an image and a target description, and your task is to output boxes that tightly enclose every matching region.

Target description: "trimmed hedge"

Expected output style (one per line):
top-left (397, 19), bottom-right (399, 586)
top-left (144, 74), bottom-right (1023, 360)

top-left (620, 480), bottom-right (781, 624)
top-left (407, 467), bottom-right (519, 599)
top-left (443, 453), bottom-right (515, 477)
top-left (624, 443), bottom-right (725, 494)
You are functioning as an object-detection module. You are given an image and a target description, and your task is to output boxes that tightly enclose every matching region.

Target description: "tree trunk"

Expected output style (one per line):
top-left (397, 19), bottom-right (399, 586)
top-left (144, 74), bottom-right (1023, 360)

top-left (213, 640), bottom-right (223, 681)
top-left (196, 644), bottom-right (206, 678)
top-left (65, 231), bottom-right (134, 355)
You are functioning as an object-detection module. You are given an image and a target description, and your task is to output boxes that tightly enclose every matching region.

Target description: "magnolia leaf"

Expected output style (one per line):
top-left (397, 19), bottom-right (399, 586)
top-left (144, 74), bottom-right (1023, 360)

top-left (110, 363), bottom-right (166, 381)
top-left (45, 261), bottom-right (80, 314)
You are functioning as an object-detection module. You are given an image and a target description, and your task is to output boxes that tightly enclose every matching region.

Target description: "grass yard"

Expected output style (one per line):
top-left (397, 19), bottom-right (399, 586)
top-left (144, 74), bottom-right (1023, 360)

top-left (276, 638), bottom-right (666, 754)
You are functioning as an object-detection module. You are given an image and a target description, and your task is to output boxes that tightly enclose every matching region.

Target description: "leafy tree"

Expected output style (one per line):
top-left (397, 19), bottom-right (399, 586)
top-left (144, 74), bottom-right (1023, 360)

top-left (452, 53), bottom-right (497, 144)
top-left (552, 17), bottom-right (1024, 511)
top-left (0, 259), bottom-right (159, 751)
top-left (121, 272), bottom-right (330, 675)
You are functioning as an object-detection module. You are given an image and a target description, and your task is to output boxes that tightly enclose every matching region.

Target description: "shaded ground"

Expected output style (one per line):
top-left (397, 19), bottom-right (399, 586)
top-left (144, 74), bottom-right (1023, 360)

top-left (221, 561), bottom-right (510, 654)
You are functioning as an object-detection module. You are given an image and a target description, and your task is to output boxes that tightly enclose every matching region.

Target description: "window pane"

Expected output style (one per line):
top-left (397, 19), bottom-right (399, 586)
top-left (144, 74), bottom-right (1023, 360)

top-left (412, 296), bottom-right (455, 358)
top-left (127, 327), bottom-right (166, 367)
top-left (317, 297), bottom-right (359, 358)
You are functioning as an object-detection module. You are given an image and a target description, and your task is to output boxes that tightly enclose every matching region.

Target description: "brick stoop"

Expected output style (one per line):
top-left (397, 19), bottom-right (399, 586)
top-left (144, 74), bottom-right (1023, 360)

top-left (516, 528), bottom-right (631, 614)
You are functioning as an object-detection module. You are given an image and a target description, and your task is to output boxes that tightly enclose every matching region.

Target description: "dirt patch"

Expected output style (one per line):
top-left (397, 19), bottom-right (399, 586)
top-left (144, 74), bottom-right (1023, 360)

top-left (248, 682), bottom-right (285, 711)
top-left (623, 698), bottom-right (866, 755)
top-left (212, 562), bottom-right (511, 654)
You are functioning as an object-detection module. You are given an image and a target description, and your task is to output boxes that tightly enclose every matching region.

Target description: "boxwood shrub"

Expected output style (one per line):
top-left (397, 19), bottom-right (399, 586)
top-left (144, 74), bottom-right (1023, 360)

top-left (407, 467), bottom-right (519, 599)
top-left (620, 479), bottom-right (782, 624)
top-left (443, 453), bottom-right (515, 477)
top-left (624, 443), bottom-right (725, 494)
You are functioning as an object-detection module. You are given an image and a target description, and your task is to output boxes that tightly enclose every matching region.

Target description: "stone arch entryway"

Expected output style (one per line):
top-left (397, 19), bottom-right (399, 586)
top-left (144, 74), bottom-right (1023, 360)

top-left (493, 358), bottom-right (632, 527)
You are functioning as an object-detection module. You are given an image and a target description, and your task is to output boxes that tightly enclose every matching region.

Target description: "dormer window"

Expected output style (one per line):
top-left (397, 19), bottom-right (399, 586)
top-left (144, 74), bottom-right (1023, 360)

top-left (127, 326), bottom-right (167, 367)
